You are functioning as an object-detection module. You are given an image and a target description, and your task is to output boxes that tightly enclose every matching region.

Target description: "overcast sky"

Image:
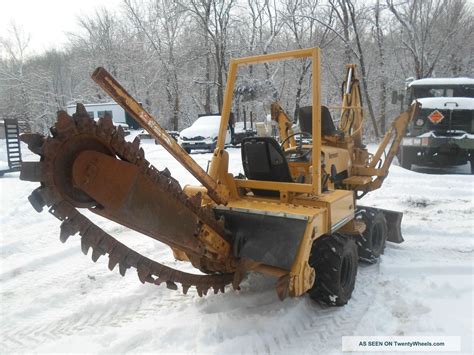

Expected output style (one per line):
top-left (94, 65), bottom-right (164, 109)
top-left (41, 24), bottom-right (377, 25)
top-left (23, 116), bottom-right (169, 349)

top-left (0, 0), bottom-right (123, 55)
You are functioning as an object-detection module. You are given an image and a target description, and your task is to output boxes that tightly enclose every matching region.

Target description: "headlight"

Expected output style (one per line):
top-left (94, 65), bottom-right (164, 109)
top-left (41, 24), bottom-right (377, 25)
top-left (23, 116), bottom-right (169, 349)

top-left (415, 118), bottom-right (424, 126)
top-left (204, 138), bottom-right (213, 144)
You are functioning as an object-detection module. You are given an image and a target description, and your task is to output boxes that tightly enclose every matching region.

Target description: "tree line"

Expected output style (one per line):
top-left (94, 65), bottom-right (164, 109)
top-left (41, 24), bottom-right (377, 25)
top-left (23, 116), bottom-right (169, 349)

top-left (0, 0), bottom-right (472, 137)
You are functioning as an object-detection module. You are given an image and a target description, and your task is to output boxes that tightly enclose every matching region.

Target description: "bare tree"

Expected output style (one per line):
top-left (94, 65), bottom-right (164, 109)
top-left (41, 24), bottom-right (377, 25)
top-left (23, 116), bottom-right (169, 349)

top-left (372, 0), bottom-right (387, 133)
top-left (0, 23), bottom-right (33, 131)
top-left (0, 0), bottom-right (472, 137)
top-left (186, 0), bottom-right (237, 112)
top-left (387, 0), bottom-right (471, 79)
top-left (328, 0), bottom-right (380, 137)
top-left (124, 0), bottom-right (187, 130)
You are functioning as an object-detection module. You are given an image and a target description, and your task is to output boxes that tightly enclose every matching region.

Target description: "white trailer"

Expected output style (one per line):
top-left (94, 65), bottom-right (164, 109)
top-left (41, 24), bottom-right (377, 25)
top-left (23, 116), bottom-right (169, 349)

top-left (66, 102), bottom-right (139, 129)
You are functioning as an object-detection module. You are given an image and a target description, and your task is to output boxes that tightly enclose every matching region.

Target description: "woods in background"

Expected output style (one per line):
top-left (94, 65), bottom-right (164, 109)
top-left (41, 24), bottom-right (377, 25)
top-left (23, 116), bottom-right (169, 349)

top-left (0, 0), bottom-right (472, 137)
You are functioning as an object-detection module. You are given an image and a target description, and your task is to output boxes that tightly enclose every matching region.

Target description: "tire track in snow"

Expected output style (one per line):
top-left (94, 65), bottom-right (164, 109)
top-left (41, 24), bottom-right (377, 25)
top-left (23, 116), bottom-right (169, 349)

top-left (0, 285), bottom-right (182, 351)
top-left (250, 263), bottom-right (380, 354)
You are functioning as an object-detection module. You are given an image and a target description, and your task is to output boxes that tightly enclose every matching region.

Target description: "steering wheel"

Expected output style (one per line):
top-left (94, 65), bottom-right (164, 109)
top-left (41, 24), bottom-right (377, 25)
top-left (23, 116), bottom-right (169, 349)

top-left (280, 132), bottom-right (312, 161)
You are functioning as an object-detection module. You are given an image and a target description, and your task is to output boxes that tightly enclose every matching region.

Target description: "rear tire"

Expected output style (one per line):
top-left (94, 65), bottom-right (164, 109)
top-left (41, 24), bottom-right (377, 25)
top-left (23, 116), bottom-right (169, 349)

top-left (308, 234), bottom-right (358, 306)
top-left (357, 209), bottom-right (387, 263)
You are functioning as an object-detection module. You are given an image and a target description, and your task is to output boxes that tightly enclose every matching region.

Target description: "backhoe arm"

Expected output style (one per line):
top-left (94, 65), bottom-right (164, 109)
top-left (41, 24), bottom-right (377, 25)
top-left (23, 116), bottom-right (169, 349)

top-left (271, 102), bottom-right (296, 149)
top-left (351, 103), bottom-right (419, 192)
top-left (339, 64), bottom-right (364, 147)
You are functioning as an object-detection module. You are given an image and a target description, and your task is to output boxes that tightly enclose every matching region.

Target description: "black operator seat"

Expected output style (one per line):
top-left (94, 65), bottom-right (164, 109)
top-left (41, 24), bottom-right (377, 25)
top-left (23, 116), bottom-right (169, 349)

top-left (241, 137), bottom-right (293, 197)
top-left (299, 105), bottom-right (337, 136)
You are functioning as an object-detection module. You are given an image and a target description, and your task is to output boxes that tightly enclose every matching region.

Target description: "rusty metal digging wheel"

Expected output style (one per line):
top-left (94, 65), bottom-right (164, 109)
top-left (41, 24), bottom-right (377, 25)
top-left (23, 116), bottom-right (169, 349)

top-left (308, 234), bottom-right (358, 306)
top-left (20, 104), bottom-right (234, 296)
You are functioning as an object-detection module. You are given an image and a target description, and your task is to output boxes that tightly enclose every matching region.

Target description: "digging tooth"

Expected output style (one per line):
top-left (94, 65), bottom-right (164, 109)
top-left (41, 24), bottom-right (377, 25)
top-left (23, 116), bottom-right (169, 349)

top-left (137, 265), bottom-right (152, 284)
top-left (91, 248), bottom-right (103, 262)
top-left (108, 254), bottom-right (120, 271)
top-left (119, 262), bottom-right (129, 276)
top-left (59, 218), bottom-right (80, 243)
top-left (103, 111), bottom-right (113, 122)
top-left (219, 285), bottom-right (225, 294)
top-left (74, 103), bottom-right (88, 117)
top-left (166, 281), bottom-right (178, 290)
top-left (27, 187), bottom-right (47, 212)
top-left (20, 161), bottom-right (43, 182)
top-left (116, 125), bottom-right (125, 139)
top-left (108, 247), bottom-right (124, 271)
top-left (154, 276), bottom-right (167, 286)
top-left (98, 114), bottom-right (115, 134)
top-left (125, 252), bottom-right (140, 269)
top-left (55, 111), bottom-right (76, 135)
top-left (81, 237), bottom-right (91, 255)
top-left (20, 133), bottom-right (44, 155)
top-left (197, 288), bottom-right (203, 297)
top-left (182, 284), bottom-right (191, 295)
top-left (131, 136), bottom-right (140, 151)
top-left (111, 130), bottom-right (125, 156)
top-left (127, 143), bottom-right (140, 162)
top-left (213, 286), bottom-right (219, 294)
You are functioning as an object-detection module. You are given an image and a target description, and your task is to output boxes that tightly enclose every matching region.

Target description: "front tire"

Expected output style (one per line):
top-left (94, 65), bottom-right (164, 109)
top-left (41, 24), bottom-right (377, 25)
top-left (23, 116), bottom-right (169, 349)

top-left (308, 234), bottom-right (358, 306)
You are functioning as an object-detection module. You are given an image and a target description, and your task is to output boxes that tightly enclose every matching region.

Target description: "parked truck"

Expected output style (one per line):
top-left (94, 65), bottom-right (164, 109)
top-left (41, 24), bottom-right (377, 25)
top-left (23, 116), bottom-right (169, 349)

top-left (395, 77), bottom-right (474, 173)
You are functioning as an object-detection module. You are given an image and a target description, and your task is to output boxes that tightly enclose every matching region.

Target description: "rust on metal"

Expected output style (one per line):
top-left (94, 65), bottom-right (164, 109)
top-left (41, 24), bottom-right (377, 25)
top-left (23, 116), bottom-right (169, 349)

top-left (91, 67), bottom-right (228, 205)
top-left (20, 106), bottom-right (235, 295)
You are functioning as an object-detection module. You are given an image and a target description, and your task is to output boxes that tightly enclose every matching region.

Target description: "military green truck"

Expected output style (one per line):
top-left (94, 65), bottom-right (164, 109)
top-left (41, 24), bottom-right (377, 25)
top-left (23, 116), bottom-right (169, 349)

top-left (395, 78), bottom-right (474, 173)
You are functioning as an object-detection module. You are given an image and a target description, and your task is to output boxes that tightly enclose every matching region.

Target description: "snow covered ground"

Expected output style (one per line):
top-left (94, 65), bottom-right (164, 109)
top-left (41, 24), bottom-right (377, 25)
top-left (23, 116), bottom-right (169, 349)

top-left (0, 135), bottom-right (473, 354)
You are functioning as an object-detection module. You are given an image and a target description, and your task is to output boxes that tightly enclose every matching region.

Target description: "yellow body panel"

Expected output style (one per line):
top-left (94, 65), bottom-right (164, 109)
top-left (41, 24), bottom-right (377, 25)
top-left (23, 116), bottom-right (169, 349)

top-left (322, 145), bottom-right (351, 175)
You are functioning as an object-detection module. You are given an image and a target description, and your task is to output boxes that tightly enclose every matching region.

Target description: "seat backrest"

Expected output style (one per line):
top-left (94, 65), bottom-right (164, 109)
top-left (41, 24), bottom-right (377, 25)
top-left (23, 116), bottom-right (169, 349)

top-left (299, 105), bottom-right (337, 136)
top-left (241, 137), bottom-right (293, 196)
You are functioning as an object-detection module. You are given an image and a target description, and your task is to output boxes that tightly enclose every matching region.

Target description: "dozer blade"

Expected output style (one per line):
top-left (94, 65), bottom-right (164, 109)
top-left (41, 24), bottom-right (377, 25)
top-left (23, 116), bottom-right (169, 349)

top-left (214, 206), bottom-right (308, 270)
top-left (358, 205), bottom-right (404, 243)
top-left (380, 208), bottom-right (404, 243)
